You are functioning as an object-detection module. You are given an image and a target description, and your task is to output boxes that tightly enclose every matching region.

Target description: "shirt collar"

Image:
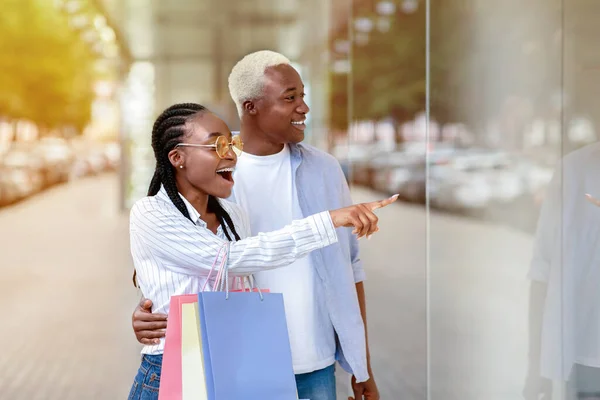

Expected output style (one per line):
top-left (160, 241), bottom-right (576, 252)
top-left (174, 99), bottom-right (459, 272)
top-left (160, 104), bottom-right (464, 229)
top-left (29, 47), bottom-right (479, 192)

top-left (231, 131), bottom-right (303, 164)
top-left (157, 186), bottom-right (204, 226)
top-left (178, 192), bottom-right (202, 224)
top-left (289, 142), bottom-right (303, 174)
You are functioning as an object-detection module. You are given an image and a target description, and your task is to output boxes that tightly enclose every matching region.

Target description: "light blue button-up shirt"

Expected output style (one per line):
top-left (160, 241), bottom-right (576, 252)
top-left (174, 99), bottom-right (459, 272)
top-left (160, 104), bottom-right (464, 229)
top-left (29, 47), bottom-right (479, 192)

top-left (228, 141), bottom-right (369, 382)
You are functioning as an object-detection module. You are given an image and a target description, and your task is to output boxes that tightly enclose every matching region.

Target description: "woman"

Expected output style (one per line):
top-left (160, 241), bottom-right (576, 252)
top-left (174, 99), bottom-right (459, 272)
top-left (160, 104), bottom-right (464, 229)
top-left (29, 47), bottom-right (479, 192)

top-left (128, 103), bottom-right (396, 399)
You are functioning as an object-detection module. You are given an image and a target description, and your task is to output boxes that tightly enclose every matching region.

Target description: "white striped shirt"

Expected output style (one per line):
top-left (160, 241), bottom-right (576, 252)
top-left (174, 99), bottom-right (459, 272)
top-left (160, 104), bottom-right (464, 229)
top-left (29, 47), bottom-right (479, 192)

top-left (129, 186), bottom-right (338, 354)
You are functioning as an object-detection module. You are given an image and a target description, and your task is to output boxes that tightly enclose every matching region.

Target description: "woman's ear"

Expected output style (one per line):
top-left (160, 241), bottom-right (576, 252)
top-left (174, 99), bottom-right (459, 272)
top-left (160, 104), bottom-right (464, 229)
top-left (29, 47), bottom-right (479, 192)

top-left (168, 148), bottom-right (183, 169)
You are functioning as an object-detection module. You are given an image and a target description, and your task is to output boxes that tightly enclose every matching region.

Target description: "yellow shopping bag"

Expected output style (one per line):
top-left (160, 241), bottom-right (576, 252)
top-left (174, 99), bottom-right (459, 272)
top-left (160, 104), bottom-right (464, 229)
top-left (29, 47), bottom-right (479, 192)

top-left (181, 301), bottom-right (208, 400)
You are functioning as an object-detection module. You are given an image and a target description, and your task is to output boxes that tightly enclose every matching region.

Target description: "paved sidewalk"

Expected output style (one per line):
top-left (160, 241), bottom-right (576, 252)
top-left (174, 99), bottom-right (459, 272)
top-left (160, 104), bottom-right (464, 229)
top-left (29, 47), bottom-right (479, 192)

top-left (0, 174), bottom-right (141, 400)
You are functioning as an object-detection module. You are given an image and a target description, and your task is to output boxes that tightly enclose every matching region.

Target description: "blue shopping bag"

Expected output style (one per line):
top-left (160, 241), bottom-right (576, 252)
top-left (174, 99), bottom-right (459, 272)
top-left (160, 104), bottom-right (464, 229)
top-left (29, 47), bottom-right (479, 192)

top-left (197, 291), bottom-right (298, 399)
top-left (196, 243), bottom-right (299, 400)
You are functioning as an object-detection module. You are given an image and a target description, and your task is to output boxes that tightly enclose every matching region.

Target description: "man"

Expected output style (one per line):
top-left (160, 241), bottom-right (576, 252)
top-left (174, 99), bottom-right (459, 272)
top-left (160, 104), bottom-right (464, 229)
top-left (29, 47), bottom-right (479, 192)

top-left (525, 141), bottom-right (600, 400)
top-left (132, 50), bottom-right (380, 400)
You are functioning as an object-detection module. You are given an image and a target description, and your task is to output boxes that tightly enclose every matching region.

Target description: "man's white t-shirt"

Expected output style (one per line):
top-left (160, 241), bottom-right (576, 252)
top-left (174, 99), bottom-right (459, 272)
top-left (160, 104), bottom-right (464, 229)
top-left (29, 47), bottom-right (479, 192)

top-left (232, 145), bottom-right (336, 374)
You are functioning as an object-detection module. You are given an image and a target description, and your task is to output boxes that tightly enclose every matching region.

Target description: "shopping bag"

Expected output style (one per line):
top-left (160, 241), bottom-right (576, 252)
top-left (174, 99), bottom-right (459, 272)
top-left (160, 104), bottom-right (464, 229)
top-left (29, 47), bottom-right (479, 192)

top-left (197, 291), bottom-right (297, 399)
top-left (181, 302), bottom-right (208, 399)
top-left (158, 294), bottom-right (198, 400)
top-left (231, 275), bottom-right (270, 293)
top-left (158, 244), bottom-right (262, 399)
top-left (196, 243), bottom-right (298, 399)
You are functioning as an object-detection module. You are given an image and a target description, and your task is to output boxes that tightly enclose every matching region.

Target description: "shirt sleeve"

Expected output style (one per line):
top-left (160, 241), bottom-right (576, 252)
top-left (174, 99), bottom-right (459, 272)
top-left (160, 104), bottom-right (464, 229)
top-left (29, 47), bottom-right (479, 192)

top-left (335, 161), bottom-right (366, 283)
top-left (130, 198), bottom-right (338, 277)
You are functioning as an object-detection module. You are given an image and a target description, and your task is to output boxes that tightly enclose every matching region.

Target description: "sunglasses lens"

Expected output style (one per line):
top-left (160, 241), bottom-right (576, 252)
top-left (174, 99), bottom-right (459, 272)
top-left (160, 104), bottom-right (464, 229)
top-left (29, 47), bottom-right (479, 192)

top-left (215, 136), bottom-right (228, 158)
top-left (232, 135), bottom-right (243, 155)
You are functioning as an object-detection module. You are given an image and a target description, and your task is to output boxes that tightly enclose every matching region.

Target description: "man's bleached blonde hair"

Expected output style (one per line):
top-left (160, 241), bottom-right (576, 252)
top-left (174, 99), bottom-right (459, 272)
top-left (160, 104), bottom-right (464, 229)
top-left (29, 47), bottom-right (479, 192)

top-left (228, 50), bottom-right (291, 116)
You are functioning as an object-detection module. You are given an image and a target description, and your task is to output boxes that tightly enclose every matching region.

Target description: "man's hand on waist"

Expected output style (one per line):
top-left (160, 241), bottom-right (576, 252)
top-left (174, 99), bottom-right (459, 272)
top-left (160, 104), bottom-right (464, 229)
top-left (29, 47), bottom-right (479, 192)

top-left (132, 298), bottom-right (168, 345)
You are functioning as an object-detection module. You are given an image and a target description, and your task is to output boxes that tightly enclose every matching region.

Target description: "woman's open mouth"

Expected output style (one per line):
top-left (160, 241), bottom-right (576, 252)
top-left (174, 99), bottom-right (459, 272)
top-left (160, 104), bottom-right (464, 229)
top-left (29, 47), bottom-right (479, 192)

top-left (216, 167), bottom-right (235, 184)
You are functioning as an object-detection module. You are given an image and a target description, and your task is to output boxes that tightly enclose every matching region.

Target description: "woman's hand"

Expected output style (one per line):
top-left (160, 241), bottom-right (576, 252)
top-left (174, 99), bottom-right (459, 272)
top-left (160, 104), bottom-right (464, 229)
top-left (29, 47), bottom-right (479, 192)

top-left (330, 194), bottom-right (398, 239)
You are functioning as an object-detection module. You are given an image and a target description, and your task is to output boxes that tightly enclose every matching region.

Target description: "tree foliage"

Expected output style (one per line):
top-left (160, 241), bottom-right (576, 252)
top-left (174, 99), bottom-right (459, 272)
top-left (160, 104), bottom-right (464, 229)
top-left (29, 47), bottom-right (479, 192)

top-left (0, 0), bottom-right (96, 131)
top-left (329, 1), bottom-right (427, 130)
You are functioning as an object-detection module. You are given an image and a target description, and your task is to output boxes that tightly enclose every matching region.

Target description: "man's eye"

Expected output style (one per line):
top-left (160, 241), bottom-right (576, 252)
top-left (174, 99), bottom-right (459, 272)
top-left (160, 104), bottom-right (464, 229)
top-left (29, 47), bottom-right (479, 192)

top-left (286, 96), bottom-right (295, 101)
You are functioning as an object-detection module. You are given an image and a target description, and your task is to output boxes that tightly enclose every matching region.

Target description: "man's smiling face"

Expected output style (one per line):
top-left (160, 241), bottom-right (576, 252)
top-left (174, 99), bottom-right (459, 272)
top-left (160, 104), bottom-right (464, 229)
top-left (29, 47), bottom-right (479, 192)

top-left (253, 63), bottom-right (310, 145)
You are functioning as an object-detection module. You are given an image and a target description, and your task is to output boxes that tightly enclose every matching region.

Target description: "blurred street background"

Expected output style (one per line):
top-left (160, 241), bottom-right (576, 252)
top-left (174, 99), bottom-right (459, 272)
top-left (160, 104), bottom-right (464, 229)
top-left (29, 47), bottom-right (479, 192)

top-left (1, 0), bottom-right (600, 399)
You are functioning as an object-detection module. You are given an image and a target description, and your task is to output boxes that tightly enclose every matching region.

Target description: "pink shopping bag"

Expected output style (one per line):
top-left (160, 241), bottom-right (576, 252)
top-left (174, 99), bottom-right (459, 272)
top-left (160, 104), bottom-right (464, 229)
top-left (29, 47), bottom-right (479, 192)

top-left (159, 245), bottom-right (228, 399)
top-left (231, 276), bottom-right (270, 293)
top-left (158, 294), bottom-right (199, 400)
